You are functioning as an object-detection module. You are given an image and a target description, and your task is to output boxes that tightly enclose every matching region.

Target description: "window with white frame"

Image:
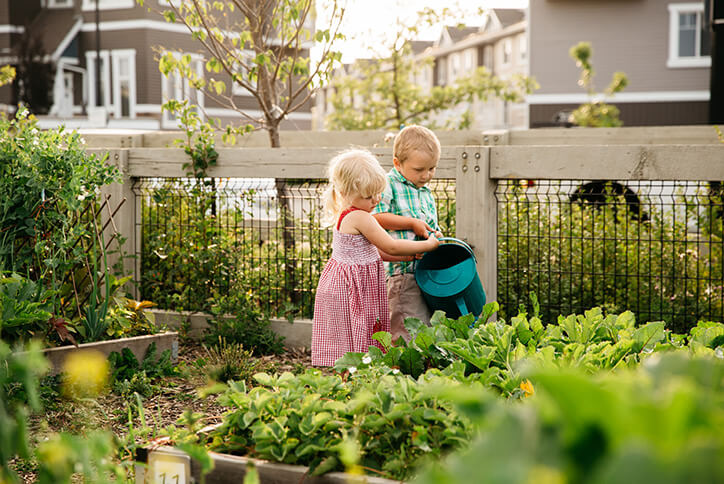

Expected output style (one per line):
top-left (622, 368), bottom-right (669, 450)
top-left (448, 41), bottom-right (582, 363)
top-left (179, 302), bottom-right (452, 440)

top-left (518, 34), bottom-right (527, 62)
top-left (437, 57), bottom-right (447, 85)
top-left (82, 0), bottom-right (134, 10)
top-left (112, 49), bottom-right (136, 118)
top-left (502, 38), bottom-right (512, 66)
top-left (450, 53), bottom-right (461, 81)
top-left (162, 52), bottom-right (204, 128)
top-left (667, 2), bottom-right (711, 68)
top-left (463, 49), bottom-right (475, 72)
top-left (86, 50), bottom-right (111, 109)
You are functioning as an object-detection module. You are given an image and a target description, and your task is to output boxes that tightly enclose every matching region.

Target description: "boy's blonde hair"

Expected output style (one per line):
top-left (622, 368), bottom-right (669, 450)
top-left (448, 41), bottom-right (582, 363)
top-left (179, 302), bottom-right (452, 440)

top-left (322, 149), bottom-right (387, 224)
top-left (393, 125), bottom-right (441, 164)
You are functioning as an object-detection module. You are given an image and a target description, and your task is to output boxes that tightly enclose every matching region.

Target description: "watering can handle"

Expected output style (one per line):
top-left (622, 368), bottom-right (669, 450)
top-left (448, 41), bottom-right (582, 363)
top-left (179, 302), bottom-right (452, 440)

top-left (437, 237), bottom-right (476, 261)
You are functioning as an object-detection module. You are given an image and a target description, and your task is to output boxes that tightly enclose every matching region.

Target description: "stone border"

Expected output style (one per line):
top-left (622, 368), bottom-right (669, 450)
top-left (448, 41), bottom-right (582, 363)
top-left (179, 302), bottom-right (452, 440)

top-left (135, 446), bottom-right (402, 484)
top-left (42, 332), bottom-right (178, 375)
top-left (150, 309), bottom-right (312, 349)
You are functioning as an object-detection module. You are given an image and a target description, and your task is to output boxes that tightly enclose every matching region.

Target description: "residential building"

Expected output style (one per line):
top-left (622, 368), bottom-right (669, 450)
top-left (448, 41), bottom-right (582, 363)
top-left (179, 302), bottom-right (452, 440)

top-left (0, 0), bottom-right (313, 130)
top-left (528, 0), bottom-right (711, 127)
top-left (313, 8), bottom-right (529, 131)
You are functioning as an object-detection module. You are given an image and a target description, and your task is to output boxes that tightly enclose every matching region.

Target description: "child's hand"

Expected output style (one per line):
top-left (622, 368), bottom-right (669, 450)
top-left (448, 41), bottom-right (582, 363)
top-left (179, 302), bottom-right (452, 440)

top-left (411, 219), bottom-right (434, 238)
top-left (424, 235), bottom-right (440, 251)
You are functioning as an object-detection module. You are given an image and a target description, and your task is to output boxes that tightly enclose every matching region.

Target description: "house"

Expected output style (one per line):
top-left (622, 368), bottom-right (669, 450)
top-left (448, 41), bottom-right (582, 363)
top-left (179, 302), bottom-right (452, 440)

top-left (0, 0), bottom-right (313, 130)
top-left (527, 0), bottom-right (711, 127)
top-left (425, 9), bottom-right (528, 130)
top-left (313, 8), bottom-right (529, 131)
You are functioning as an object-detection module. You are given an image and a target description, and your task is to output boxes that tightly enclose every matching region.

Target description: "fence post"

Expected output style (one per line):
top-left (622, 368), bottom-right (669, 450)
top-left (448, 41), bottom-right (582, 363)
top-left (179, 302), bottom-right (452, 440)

top-left (455, 146), bottom-right (497, 307)
top-left (101, 149), bottom-right (138, 299)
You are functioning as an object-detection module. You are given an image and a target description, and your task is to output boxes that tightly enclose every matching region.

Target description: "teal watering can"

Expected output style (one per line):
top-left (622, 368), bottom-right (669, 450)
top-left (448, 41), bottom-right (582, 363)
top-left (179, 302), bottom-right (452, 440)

top-left (415, 237), bottom-right (486, 319)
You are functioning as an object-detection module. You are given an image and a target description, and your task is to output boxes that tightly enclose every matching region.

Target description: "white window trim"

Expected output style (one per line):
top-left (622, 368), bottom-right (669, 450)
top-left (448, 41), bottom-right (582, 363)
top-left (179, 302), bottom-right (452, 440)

top-left (161, 52), bottom-right (205, 128)
top-left (82, 0), bottom-right (135, 11)
top-left (111, 49), bottom-right (137, 119)
top-left (86, 50), bottom-right (111, 110)
top-left (667, 2), bottom-right (711, 68)
top-left (48, 0), bottom-right (74, 8)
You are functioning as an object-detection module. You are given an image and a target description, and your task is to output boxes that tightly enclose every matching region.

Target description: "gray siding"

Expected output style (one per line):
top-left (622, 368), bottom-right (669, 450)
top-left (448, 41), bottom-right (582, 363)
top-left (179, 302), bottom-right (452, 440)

top-left (530, 0), bottom-right (709, 94)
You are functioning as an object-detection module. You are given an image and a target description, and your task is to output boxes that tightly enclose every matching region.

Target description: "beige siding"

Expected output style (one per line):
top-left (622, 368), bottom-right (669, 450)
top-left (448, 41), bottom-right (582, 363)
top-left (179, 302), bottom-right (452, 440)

top-left (530, 0), bottom-right (709, 95)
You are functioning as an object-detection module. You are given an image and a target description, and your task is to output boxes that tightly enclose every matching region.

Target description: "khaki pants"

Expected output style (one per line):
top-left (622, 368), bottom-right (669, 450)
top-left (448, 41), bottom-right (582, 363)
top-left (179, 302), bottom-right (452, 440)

top-left (387, 273), bottom-right (432, 343)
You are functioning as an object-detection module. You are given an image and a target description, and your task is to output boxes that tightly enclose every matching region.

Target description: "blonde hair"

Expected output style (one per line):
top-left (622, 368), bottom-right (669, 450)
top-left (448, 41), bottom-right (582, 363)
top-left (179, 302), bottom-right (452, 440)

top-left (322, 149), bottom-right (387, 224)
top-left (393, 125), bottom-right (441, 165)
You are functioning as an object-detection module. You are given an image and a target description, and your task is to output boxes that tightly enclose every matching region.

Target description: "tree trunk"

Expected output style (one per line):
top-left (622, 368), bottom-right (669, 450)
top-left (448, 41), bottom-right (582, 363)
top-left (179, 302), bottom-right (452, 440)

top-left (268, 123), bottom-right (299, 309)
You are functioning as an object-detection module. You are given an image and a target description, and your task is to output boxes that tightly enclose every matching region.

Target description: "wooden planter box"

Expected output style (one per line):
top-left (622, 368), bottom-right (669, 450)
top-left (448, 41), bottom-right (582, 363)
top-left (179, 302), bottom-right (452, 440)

top-left (42, 331), bottom-right (178, 375)
top-left (151, 309), bottom-right (312, 349)
top-left (135, 446), bottom-right (401, 484)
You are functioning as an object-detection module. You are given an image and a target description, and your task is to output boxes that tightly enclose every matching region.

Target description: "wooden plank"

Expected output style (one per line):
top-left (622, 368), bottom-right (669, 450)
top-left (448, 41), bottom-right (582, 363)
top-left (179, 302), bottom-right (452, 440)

top-left (81, 129), bottom-right (483, 148)
top-left (454, 147), bottom-right (497, 304)
top-left (507, 125), bottom-right (722, 145)
top-left (123, 146), bottom-right (458, 179)
top-left (490, 144), bottom-right (724, 181)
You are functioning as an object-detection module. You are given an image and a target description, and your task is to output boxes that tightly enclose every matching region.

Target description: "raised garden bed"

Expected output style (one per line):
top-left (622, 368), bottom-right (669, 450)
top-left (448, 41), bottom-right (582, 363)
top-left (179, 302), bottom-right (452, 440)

top-left (41, 331), bottom-right (178, 375)
top-left (135, 446), bottom-right (400, 484)
top-left (151, 309), bottom-right (312, 348)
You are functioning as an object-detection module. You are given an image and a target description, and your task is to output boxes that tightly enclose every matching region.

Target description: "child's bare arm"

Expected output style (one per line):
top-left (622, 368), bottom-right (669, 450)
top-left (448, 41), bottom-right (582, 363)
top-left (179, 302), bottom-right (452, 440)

top-left (373, 212), bottom-right (434, 238)
top-left (376, 247), bottom-right (414, 262)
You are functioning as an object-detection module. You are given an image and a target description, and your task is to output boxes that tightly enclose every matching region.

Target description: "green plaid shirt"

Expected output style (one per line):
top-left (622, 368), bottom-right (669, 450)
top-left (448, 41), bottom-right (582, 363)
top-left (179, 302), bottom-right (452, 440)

top-left (374, 167), bottom-right (439, 276)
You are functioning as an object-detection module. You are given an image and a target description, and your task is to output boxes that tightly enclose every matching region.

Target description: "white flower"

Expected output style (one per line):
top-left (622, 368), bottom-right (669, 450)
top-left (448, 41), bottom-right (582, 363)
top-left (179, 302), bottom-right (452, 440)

top-left (362, 356), bottom-right (372, 364)
top-left (716, 348), bottom-right (723, 359)
top-left (392, 369), bottom-right (400, 375)
top-left (77, 194), bottom-right (86, 201)
top-left (348, 366), bottom-right (357, 374)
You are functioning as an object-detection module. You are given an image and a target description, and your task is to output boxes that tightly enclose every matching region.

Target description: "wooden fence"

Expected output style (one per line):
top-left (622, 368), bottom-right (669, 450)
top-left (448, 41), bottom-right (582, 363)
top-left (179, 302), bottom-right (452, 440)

top-left (89, 126), bottom-right (724, 319)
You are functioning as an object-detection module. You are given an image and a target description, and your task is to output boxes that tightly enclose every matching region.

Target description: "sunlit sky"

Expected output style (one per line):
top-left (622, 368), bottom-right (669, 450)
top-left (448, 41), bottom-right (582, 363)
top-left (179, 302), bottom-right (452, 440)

top-left (316, 0), bottom-right (528, 62)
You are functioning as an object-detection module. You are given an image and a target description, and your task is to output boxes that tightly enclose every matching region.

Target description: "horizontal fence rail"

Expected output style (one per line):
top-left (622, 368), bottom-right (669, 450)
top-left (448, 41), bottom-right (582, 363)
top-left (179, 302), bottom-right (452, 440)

top-left (92, 136), bottom-right (724, 331)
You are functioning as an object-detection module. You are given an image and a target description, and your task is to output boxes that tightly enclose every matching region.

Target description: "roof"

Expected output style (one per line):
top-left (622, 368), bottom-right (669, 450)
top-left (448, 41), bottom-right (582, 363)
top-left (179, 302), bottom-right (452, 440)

top-left (445, 25), bottom-right (480, 43)
top-left (408, 40), bottom-right (433, 55)
top-left (491, 9), bottom-right (525, 29)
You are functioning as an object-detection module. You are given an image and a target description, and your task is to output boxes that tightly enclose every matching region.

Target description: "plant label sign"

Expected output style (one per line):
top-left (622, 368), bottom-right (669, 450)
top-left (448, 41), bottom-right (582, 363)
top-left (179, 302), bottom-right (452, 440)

top-left (147, 450), bottom-right (190, 484)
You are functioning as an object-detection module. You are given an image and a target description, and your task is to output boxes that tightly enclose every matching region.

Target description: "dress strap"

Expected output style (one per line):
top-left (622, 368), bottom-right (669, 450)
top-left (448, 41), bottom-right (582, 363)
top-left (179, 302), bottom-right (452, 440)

top-left (337, 207), bottom-right (361, 230)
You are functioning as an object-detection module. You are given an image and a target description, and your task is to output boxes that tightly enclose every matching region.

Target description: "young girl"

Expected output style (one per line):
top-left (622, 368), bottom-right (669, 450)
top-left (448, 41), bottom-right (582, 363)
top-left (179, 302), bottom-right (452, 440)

top-left (312, 150), bottom-right (439, 367)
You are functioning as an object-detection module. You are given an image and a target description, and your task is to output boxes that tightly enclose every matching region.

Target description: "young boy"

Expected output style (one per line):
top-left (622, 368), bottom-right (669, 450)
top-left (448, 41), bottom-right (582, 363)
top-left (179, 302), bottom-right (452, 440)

top-left (373, 125), bottom-right (442, 342)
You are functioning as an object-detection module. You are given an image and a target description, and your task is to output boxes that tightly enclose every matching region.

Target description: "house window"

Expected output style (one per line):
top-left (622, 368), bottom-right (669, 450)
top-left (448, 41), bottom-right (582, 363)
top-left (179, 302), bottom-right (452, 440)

top-left (86, 50), bottom-right (111, 109)
top-left (483, 45), bottom-right (493, 71)
top-left (162, 52), bottom-right (204, 128)
top-left (502, 38), bottom-right (513, 66)
top-left (450, 53), bottom-right (461, 81)
top-left (518, 35), bottom-right (527, 62)
top-left (112, 49), bottom-right (136, 118)
top-left (667, 3), bottom-right (711, 68)
top-left (436, 57), bottom-right (447, 85)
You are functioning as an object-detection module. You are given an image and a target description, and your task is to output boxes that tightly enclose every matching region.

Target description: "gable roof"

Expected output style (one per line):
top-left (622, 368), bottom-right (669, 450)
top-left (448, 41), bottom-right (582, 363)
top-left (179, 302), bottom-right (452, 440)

top-left (491, 9), bottom-right (525, 29)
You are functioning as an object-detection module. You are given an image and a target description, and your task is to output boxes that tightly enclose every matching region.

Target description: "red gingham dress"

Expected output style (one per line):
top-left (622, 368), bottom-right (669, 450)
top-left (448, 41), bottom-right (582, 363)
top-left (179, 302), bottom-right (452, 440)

top-left (311, 209), bottom-right (391, 367)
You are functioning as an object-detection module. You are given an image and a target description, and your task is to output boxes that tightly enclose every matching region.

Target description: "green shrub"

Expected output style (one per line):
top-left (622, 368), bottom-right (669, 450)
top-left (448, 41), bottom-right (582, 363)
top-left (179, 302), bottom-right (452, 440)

top-left (203, 337), bottom-right (259, 384)
top-left (108, 342), bottom-right (177, 396)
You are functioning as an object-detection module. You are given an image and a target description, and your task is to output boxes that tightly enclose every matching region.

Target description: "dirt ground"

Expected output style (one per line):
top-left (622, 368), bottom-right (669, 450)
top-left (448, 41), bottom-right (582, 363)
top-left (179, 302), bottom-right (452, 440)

top-left (11, 340), bottom-right (320, 482)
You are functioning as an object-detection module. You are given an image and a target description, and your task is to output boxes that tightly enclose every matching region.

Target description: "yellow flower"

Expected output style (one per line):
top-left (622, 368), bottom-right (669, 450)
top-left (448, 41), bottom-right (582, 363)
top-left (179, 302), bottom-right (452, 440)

top-left (61, 350), bottom-right (109, 399)
top-left (520, 379), bottom-right (535, 398)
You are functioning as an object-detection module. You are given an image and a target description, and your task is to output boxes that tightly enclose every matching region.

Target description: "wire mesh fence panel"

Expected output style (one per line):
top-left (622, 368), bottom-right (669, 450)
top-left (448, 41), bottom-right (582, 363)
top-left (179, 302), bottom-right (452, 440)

top-left (496, 179), bottom-right (724, 333)
top-left (134, 177), bottom-right (456, 319)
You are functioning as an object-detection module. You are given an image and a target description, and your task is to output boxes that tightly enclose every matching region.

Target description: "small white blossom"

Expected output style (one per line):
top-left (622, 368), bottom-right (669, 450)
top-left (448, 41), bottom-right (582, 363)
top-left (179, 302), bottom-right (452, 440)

top-left (362, 356), bottom-right (372, 364)
top-left (392, 369), bottom-right (400, 375)
top-left (716, 348), bottom-right (723, 359)
top-left (348, 366), bottom-right (357, 374)
top-left (77, 194), bottom-right (86, 201)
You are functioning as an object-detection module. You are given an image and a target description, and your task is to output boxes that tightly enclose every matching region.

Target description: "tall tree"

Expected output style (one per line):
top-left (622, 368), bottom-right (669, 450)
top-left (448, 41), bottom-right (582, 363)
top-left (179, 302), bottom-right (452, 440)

top-left (141, 0), bottom-right (345, 146)
top-left (325, 9), bottom-right (537, 130)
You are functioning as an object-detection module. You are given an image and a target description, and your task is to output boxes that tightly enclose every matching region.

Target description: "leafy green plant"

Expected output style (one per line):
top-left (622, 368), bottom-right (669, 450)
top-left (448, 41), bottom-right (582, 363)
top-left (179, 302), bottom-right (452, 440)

top-left (204, 294), bottom-right (286, 356)
top-left (0, 273), bottom-right (53, 344)
top-left (567, 41), bottom-right (628, 127)
top-left (414, 352), bottom-right (724, 484)
top-left (203, 337), bottom-right (260, 384)
top-left (1, 341), bottom-right (122, 483)
top-left (208, 368), bottom-right (474, 480)
top-left (108, 342), bottom-right (177, 394)
top-left (105, 297), bottom-right (158, 339)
